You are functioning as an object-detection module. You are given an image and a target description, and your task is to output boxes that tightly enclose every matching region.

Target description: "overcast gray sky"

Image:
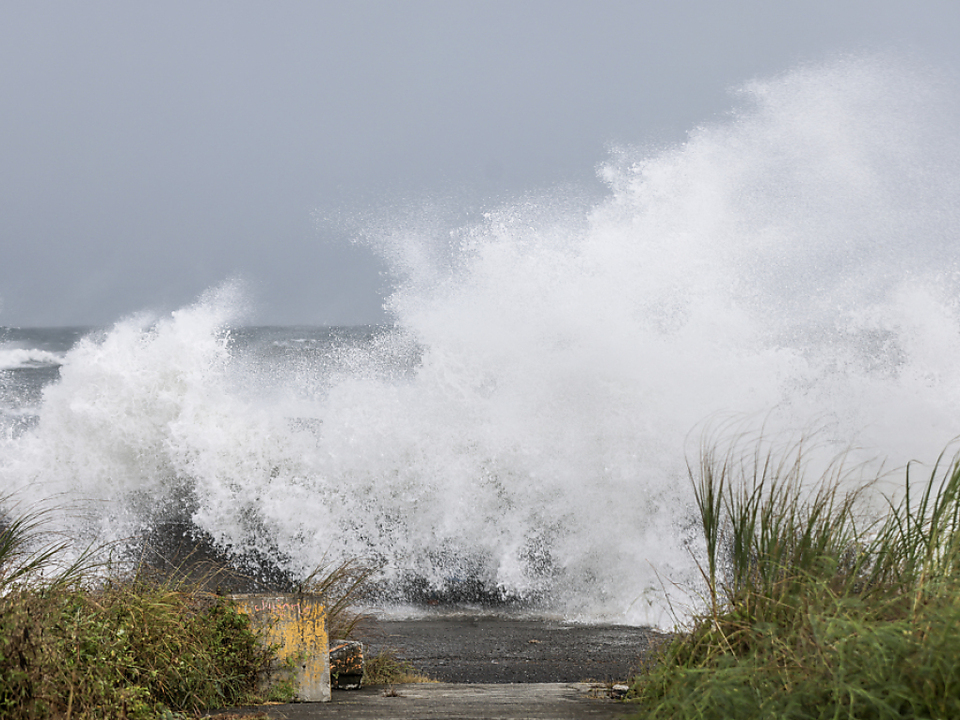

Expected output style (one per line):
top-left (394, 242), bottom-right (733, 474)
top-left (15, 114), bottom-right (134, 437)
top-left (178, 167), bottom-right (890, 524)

top-left (2, 1), bottom-right (959, 326)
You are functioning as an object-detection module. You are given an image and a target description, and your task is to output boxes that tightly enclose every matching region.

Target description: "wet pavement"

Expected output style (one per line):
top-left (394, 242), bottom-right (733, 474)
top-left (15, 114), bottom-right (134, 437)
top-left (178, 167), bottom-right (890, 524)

top-left (361, 617), bottom-right (666, 683)
top-left (208, 682), bottom-right (635, 719)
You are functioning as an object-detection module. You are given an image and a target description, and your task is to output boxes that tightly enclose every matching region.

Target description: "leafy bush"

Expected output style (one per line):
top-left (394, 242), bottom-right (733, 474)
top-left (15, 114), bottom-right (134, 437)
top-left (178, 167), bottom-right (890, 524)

top-left (0, 499), bottom-right (271, 719)
top-left (0, 581), bottom-right (270, 719)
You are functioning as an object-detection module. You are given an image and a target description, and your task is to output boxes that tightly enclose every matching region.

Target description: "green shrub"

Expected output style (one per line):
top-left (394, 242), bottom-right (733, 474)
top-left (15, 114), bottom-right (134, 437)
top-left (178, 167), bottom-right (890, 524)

top-left (0, 493), bottom-right (381, 718)
top-left (0, 498), bottom-right (272, 719)
top-left (0, 582), bottom-right (270, 719)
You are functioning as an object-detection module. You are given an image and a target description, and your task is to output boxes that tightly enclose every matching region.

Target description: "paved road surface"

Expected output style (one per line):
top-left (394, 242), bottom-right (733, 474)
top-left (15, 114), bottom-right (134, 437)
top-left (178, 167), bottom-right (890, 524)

top-left (361, 617), bottom-right (665, 683)
top-left (208, 682), bottom-right (636, 719)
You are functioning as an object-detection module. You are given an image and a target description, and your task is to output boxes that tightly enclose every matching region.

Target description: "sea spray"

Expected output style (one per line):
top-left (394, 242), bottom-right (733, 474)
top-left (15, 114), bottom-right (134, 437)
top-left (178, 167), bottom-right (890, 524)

top-left (3, 55), bottom-right (960, 626)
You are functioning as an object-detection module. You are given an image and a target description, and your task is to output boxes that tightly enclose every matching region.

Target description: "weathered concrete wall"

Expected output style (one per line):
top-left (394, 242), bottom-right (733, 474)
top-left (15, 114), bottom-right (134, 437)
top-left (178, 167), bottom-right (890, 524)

top-left (233, 594), bottom-right (331, 702)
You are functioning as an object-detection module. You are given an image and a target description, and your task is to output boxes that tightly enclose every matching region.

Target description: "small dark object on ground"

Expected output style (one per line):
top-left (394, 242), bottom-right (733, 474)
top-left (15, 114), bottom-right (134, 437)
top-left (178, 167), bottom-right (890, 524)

top-left (331, 639), bottom-right (365, 689)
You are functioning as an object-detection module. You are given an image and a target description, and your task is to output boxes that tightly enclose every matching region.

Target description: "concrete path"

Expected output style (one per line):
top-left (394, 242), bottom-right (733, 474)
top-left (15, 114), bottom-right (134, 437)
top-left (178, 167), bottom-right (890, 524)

top-left (208, 683), bottom-right (635, 719)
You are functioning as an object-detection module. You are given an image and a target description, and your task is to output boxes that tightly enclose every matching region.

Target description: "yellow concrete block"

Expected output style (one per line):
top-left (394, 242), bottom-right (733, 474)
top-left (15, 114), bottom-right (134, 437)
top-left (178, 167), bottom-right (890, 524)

top-left (233, 595), bottom-right (331, 702)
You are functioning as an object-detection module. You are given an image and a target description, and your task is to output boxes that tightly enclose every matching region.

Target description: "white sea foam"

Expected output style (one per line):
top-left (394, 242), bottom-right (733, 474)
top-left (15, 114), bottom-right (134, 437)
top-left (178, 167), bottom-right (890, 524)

top-left (3, 55), bottom-right (960, 626)
top-left (0, 347), bottom-right (64, 370)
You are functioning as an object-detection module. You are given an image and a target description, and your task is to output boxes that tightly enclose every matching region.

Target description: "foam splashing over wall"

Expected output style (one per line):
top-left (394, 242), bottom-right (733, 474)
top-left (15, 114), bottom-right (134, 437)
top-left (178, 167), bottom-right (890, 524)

top-left (4, 55), bottom-right (960, 626)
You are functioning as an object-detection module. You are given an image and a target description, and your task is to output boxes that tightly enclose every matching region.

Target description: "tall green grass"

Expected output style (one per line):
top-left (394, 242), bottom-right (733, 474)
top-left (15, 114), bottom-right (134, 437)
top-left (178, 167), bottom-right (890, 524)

top-left (0, 497), bottom-right (92, 593)
top-left (297, 558), bottom-right (375, 641)
top-left (629, 439), bottom-right (960, 719)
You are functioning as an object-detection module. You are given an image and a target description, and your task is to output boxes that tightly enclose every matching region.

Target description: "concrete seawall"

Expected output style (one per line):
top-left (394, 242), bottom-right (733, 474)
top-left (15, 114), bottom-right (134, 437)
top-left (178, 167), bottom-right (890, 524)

top-left (232, 594), bottom-right (331, 702)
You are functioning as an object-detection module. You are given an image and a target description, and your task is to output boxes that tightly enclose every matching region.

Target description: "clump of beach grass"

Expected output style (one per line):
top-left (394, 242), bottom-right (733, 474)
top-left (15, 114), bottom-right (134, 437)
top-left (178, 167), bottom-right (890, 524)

top-left (628, 437), bottom-right (960, 720)
top-left (296, 557), bottom-right (376, 641)
top-left (361, 648), bottom-right (435, 685)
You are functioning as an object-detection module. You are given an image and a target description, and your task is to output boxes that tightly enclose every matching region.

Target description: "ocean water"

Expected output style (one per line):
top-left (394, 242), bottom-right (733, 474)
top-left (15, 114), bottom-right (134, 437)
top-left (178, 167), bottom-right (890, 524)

top-left (3, 55), bottom-right (960, 626)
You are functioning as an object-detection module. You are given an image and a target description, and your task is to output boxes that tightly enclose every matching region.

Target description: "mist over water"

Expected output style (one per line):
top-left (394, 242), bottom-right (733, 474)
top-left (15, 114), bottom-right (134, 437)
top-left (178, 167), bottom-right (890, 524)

top-left (4, 56), bottom-right (960, 626)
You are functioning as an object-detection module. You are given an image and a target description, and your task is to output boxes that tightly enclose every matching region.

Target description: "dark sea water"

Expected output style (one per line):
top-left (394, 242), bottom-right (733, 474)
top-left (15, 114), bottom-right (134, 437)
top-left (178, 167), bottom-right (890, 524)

top-left (3, 56), bottom-right (960, 627)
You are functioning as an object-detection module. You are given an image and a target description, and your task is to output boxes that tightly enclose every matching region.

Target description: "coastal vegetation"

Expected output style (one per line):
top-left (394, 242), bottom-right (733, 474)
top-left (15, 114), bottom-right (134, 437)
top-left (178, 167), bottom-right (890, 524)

top-left (362, 648), bottom-right (436, 685)
top-left (628, 438), bottom-right (960, 719)
top-left (0, 505), bottom-right (270, 719)
top-left (0, 499), bottom-right (380, 719)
